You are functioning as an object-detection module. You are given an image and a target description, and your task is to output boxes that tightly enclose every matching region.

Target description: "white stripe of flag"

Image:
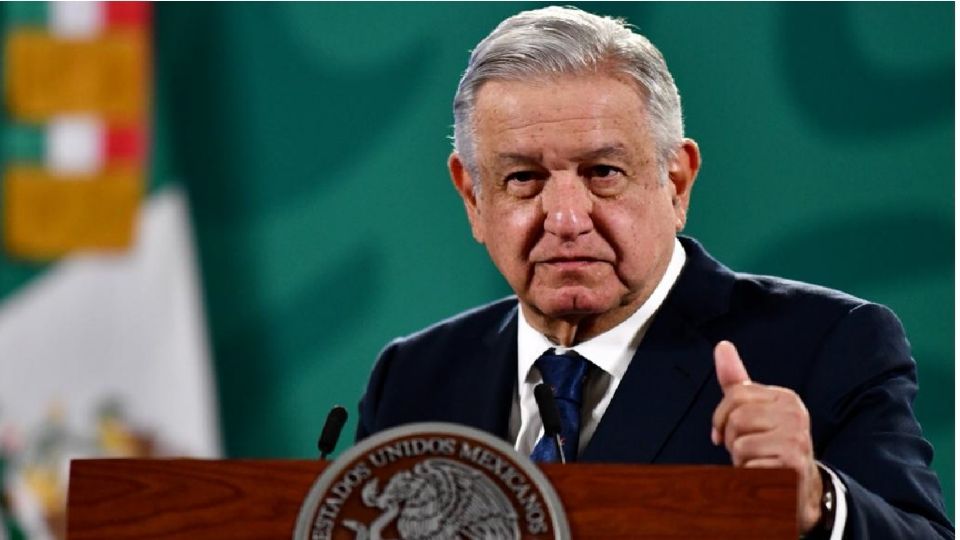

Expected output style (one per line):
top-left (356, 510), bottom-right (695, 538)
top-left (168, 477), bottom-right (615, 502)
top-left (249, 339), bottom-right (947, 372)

top-left (45, 115), bottom-right (105, 176)
top-left (49, 1), bottom-right (104, 40)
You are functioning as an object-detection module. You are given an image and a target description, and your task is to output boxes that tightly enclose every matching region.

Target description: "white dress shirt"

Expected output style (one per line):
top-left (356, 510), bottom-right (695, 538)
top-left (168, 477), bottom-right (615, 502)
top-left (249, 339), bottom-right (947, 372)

top-left (508, 237), bottom-right (846, 539)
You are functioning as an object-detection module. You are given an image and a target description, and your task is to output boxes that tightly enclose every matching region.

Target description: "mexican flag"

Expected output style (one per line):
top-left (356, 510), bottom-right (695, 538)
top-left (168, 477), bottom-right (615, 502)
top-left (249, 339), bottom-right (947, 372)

top-left (0, 3), bottom-right (219, 538)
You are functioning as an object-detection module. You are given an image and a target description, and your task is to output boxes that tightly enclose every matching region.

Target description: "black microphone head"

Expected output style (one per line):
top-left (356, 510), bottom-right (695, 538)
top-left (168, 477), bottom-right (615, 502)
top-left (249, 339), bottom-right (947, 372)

top-left (317, 405), bottom-right (348, 457)
top-left (534, 383), bottom-right (563, 437)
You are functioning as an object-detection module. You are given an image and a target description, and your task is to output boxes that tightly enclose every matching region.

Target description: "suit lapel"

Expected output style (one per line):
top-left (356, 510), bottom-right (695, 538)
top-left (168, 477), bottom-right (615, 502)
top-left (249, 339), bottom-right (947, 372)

top-left (581, 237), bottom-right (735, 463)
top-left (462, 303), bottom-right (518, 442)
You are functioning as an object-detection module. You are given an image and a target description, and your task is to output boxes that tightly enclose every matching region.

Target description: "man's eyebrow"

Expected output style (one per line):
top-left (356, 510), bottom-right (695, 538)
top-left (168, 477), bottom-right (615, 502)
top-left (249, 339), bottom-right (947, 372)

top-left (495, 146), bottom-right (631, 163)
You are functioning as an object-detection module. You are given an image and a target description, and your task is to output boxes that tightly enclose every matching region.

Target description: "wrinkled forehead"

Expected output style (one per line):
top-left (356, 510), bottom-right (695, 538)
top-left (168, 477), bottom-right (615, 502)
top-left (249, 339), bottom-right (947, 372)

top-left (470, 74), bottom-right (655, 160)
top-left (473, 70), bottom-right (649, 114)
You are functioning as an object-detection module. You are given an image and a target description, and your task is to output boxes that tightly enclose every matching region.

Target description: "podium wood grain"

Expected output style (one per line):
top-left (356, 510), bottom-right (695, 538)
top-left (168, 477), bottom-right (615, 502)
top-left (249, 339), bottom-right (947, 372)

top-left (67, 459), bottom-right (796, 539)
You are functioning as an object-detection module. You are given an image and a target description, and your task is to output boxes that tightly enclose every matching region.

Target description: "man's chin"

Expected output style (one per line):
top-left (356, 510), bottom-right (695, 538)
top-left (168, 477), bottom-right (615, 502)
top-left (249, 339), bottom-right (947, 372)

top-left (527, 289), bottom-right (618, 319)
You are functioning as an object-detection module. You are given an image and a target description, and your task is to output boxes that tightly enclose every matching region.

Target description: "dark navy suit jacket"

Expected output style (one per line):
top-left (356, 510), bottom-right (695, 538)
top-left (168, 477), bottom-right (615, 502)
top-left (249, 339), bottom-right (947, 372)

top-left (357, 237), bottom-right (952, 538)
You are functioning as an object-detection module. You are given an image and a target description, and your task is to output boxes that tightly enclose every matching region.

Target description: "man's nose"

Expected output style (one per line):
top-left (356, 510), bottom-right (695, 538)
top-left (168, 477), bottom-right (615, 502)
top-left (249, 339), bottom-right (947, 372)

top-left (542, 175), bottom-right (594, 239)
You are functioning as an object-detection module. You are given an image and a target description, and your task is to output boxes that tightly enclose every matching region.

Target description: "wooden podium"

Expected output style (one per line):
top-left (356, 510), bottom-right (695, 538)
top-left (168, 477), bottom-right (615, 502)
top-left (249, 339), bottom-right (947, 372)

top-left (67, 459), bottom-right (796, 539)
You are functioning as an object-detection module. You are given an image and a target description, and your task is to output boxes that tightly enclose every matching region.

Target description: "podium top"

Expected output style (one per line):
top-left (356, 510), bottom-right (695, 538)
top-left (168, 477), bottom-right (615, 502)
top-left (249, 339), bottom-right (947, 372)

top-left (67, 458), bottom-right (795, 539)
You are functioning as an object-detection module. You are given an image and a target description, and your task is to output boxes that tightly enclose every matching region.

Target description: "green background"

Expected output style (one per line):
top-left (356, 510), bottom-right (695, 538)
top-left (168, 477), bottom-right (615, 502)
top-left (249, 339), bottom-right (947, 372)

top-left (2, 1), bottom-right (954, 516)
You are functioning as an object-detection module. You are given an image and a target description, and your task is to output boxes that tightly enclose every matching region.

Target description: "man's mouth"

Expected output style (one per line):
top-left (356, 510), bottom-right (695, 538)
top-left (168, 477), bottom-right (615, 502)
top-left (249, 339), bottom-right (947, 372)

top-left (538, 257), bottom-right (604, 269)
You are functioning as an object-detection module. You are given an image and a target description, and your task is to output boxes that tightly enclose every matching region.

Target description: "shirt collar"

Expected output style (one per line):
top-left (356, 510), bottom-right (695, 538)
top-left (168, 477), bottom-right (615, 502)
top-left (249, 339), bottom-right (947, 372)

top-left (517, 237), bottom-right (687, 381)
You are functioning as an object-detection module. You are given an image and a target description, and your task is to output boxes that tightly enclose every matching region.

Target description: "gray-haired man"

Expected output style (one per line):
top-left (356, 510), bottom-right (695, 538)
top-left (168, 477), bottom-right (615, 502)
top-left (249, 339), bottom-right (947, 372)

top-left (358, 7), bottom-right (952, 538)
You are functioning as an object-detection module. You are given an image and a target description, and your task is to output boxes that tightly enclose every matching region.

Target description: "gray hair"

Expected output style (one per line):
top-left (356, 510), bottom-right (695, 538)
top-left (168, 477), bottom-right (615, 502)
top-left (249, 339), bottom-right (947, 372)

top-left (452, 6), bottom-right (684, 184)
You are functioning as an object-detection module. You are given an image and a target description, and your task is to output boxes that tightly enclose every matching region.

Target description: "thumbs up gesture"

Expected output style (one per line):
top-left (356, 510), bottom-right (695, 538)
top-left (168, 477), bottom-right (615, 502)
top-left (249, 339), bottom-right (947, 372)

top-left (711, 341), bottom-right (825, 534)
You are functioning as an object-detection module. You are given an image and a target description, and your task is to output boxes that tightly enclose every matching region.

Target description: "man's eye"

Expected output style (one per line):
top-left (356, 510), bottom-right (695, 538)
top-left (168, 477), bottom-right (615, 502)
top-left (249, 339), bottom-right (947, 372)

top-left (587, 165), bottom-right (624, 178)
top-left (505, 170), bottom-right (542, 183)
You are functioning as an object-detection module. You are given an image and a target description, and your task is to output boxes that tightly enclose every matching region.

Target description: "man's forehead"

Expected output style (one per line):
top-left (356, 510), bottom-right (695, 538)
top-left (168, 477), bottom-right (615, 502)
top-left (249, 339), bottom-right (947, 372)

top-left (493, 144), bottom-right (633, 164)
top-left (474, 72), bottom-right (646, 112)
top-left (470, 75), bottom-right (654, 164)
top-left (473, 75), bottom-right (647, 132)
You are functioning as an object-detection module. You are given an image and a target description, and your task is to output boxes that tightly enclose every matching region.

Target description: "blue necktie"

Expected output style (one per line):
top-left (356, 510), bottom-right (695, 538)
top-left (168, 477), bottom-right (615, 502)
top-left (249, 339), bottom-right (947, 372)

top-left (530, 349), bottom-right (590, 463)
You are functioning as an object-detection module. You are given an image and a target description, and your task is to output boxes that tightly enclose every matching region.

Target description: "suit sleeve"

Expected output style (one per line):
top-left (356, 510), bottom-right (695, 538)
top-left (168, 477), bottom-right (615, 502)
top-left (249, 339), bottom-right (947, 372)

top-left (806, 303), bottom-right (953, 539)
top-left (355, 339), bottom-right (399, 442)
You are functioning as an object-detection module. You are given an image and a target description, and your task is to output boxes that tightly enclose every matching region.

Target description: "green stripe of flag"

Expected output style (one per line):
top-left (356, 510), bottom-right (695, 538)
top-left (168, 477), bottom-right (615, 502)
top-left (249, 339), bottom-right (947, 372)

top-left (0, 3), bottom-right (49, 292)
top-left (2, 123), bottom-right (44, 165)
top-left (2, 2), bottom-right (47, 29)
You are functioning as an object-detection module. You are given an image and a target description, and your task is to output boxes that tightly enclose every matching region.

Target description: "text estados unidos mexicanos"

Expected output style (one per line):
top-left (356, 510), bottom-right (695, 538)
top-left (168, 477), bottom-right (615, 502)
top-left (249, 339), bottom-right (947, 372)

top-left (310, 437), bottom-right (550, 538)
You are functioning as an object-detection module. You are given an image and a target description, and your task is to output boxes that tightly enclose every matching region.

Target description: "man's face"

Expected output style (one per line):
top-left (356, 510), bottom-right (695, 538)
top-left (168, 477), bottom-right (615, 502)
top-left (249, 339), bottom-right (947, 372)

top-left (450, 73), bottom-right (700, 342)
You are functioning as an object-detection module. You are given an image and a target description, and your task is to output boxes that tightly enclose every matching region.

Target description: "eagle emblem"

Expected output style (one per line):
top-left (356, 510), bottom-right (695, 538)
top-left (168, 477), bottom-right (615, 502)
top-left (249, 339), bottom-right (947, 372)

top-left (293, 423), bottom-right (568, 540)
top-left (343, 458), bottom-right (519, 540)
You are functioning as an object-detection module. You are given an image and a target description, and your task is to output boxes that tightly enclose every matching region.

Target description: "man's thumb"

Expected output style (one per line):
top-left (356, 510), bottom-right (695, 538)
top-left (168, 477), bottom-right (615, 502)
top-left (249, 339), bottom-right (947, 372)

top-left (715, 340), bottom-right (750, 391)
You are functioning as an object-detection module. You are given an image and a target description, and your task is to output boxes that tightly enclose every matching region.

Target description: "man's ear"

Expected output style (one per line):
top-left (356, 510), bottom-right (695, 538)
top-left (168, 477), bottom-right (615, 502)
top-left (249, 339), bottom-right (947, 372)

top-left (448, 152), bottom-right (485, 244)
top-left (667, 138), bottom-right (701, 232)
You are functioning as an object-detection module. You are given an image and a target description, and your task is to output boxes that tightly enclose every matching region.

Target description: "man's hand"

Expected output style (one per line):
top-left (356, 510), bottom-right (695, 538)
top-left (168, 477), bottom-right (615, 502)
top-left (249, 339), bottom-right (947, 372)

top-left (711, 340), bottom-right (824, 533)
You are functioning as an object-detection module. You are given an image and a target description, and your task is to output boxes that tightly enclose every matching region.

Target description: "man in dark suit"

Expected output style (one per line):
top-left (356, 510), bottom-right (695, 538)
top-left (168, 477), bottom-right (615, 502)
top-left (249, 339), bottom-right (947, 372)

top-left (357, 6), bottom-right (951, 538)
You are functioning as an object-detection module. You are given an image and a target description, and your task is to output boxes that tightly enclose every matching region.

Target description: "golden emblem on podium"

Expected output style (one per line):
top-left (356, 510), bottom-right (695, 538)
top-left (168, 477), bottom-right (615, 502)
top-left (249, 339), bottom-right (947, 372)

top-left (294, 423), bottom-right (570, 540)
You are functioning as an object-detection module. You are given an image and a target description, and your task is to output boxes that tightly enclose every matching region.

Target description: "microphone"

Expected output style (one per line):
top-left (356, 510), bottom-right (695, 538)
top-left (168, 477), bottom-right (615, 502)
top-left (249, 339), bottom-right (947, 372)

top-left (317, 405), bottom-right (348, 460)
top-left (534, 383), bottom-right (566, 464)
